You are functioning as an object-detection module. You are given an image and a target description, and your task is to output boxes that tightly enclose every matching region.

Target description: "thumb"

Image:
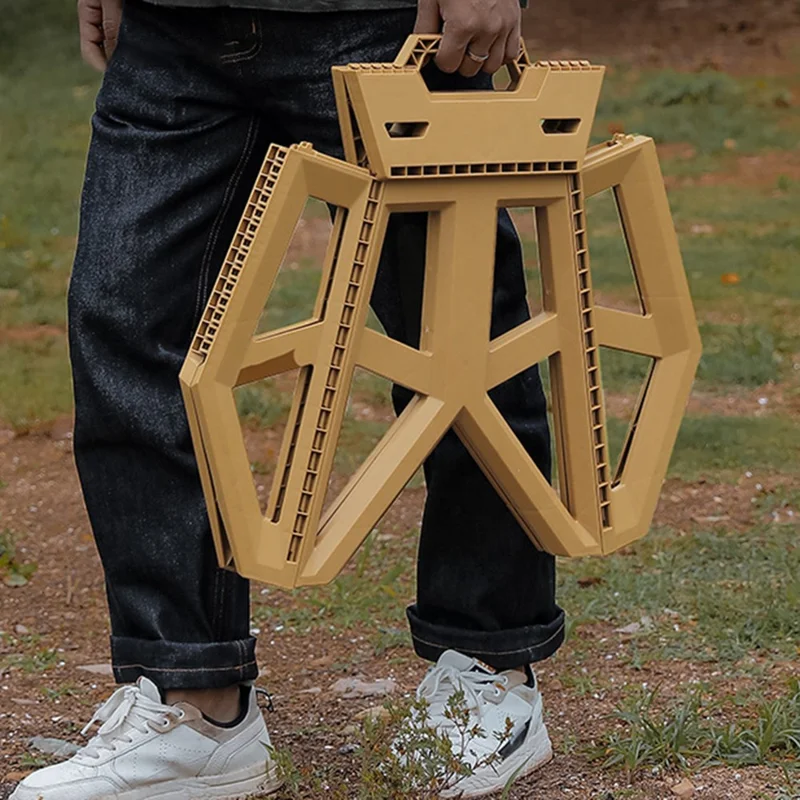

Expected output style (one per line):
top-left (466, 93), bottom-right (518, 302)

top-left (414, 0), bottom-right (441, 33)
top-left (101, 0), bottom-right (123, 60)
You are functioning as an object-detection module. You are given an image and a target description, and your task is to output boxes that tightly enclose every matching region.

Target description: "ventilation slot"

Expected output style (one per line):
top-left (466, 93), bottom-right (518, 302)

top-left (385, 121), bottom-right (430, 139)
top-left (541, 118), bottom-right (581, 134)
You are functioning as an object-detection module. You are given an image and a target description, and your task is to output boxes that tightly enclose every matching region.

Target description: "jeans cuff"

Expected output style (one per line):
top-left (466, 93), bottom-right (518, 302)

top-left (406, 605), bottom-right (565, 670)
top-left (110, 635), bottom-right (258, 690)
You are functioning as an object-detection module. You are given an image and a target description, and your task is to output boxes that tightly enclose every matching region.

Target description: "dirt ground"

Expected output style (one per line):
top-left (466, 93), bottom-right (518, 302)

top-left (0, 424), bottom-right (796, 799)
top-left (1, 3), bottom-right (799, 799)
top-left (523, 0), bottom-right (800, 73)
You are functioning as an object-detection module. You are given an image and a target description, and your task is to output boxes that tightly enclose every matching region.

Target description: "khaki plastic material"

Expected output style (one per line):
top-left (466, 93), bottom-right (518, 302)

top-left (180, 35), bottom-right (702, 589)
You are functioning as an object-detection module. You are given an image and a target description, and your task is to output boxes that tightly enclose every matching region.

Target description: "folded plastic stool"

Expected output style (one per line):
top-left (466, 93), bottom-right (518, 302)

top-left (180, 35), bottom-right (702, 589)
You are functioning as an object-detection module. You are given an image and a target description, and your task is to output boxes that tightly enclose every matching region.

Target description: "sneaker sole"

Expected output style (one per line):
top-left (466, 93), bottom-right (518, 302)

top-left (10, 764), bottom-right (283, 800)
top-left (439, 722), bottom-right (554, 799)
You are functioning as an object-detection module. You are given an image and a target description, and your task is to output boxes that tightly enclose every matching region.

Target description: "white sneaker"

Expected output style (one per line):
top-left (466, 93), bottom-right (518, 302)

top-left (415, 650), bottom-right (553, 799)
top-left (10, 678), bottom-right (281, 800)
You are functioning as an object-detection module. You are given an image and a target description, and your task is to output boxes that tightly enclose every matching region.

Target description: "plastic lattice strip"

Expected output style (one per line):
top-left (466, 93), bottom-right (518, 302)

top-left (180, 36), bottom-right (701, 588)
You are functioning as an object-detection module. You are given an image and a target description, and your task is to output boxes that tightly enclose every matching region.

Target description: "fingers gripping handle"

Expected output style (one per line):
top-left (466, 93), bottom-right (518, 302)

top-left (394, 34), bottom-right (531, 84)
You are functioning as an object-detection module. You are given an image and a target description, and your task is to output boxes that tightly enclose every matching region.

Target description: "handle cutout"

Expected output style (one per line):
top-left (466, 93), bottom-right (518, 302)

top-left (541, 118), bottom-right (581, 134)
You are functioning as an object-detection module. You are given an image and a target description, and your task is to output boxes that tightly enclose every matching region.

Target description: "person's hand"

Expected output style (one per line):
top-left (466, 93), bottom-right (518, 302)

top-left (78, 0), bottom-right (123, 71)
top-left (414, 0), bottom-right (521, 77)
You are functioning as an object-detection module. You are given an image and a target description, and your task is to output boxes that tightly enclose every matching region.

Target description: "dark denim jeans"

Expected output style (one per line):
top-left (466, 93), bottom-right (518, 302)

top-left (69, 0), bottom-right (565, 690)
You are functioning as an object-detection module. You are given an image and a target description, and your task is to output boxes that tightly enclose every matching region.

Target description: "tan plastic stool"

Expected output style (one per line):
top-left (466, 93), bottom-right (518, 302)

top-left (180, 35), bottom-right (701, 588)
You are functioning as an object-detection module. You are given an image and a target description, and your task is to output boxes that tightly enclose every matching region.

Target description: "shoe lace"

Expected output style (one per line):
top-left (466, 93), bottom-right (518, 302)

top-left (78, 684), bottom-right (183, 759)
top-left (416, 665), bottom-right (508, 723)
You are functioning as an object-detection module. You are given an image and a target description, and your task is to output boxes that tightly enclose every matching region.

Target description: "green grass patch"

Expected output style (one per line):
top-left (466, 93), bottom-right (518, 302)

top-left (0, 528), bottom-right (38, 587)
top-left (256, 495), bottom-right (800, 667)
top-left (255, 264), bottom-right (323, 334)
top-left (335, 418), bottom-right (391, 473)
top-left (599, 348), bottom-right (653, 393)
top-left (606, 413), bottom-right (799, 483)
top-left (0, 631), bottom-right (60, 673)
top-left (236, 379), bottom-right (293, 429)
top-left (595, 68), bottom-right (798, 156)
top-left (0, 10), bottom-right (95, 331)
top-left (559, 523), bottom-right (800, 662)
top-left (600, 680), bottom-right (800, 775)
top-left (665, 416), bottom-right (800, 480)
top-left (0, 338), bottom-right (73, 428)
top-left (697, 322), bottom-right (786, 386)
top-left (0, 222), bottom-right (75, 329)
top-left (252, 531), bottom-right (415, 640)
top-left (528, 179), bottom-right (800, 391)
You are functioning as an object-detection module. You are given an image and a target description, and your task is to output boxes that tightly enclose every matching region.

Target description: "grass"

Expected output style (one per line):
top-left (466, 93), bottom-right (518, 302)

top-left (252, 495), bottom-right (800, 665)
top-left (608, 415), bottom-right (800, 481)
top-left (696, 322), bottom-right (786, 387)
top-left (0, 528), bottom-right (38, 587)
top-left (0, 338), bottom-right (73, 428)
top-left (256, 264), bottom-right (325, 335)
top-left (558, 523), bottom-right (800, 663)
top-left (252, 532), bottom-right (415, 640)
top-left (600, 679), bottom-right (800, 775)
top-left (594, 68), bottom-right (800, 156)
top-left (0, 632), bottom-right (61, 674)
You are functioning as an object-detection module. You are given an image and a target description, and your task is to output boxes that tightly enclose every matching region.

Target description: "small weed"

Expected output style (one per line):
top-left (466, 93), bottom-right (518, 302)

top-left (372, 626), bottom-right (411, 657)
top-left (599, 681), bottom-right (800, 776)
top-left (42, 684), bottom-right (79, 701)
top-left (773, 765), bottom-right (800, 800)
top-left (271, 692), bottom-right (517, 800)
top-left (0, 528), bottom-right (37, 587)
top-left (2, 646), bottom-right (60, 673)
top-left (560, 671), bottom-right (599, 697)
top-left (709, 680), bottom-right (800, 766)
top-left (19, 753), bottom-right (54, 770)
top-left (600, 686), bottom-right (708, 774)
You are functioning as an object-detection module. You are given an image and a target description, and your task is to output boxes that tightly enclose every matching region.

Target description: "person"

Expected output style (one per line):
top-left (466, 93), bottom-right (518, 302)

top-left (12, 0), bottom-right (565, 797)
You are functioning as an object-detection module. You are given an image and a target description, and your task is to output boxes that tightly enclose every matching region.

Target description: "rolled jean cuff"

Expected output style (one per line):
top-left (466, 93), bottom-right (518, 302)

top-left (110, 635), bottom-right (258, 690)
top-left (406, 605), bottom-right (566, 670)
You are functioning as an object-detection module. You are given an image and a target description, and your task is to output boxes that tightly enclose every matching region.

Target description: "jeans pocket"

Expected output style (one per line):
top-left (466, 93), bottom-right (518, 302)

top-left (220, 10), bottom-right (263, 64)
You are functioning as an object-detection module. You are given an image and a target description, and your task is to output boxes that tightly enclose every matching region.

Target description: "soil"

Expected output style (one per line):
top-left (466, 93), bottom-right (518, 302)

top-left (1, 421), bottom-right (797, 799)
top-left (607, 383), bottom-right (800, 421)
top-left (665, 151), bottom-right (800, 190)
top-left (0, 325), bottom-right (63, 345)
top-left (523, 0), bottom-right (800, 75)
